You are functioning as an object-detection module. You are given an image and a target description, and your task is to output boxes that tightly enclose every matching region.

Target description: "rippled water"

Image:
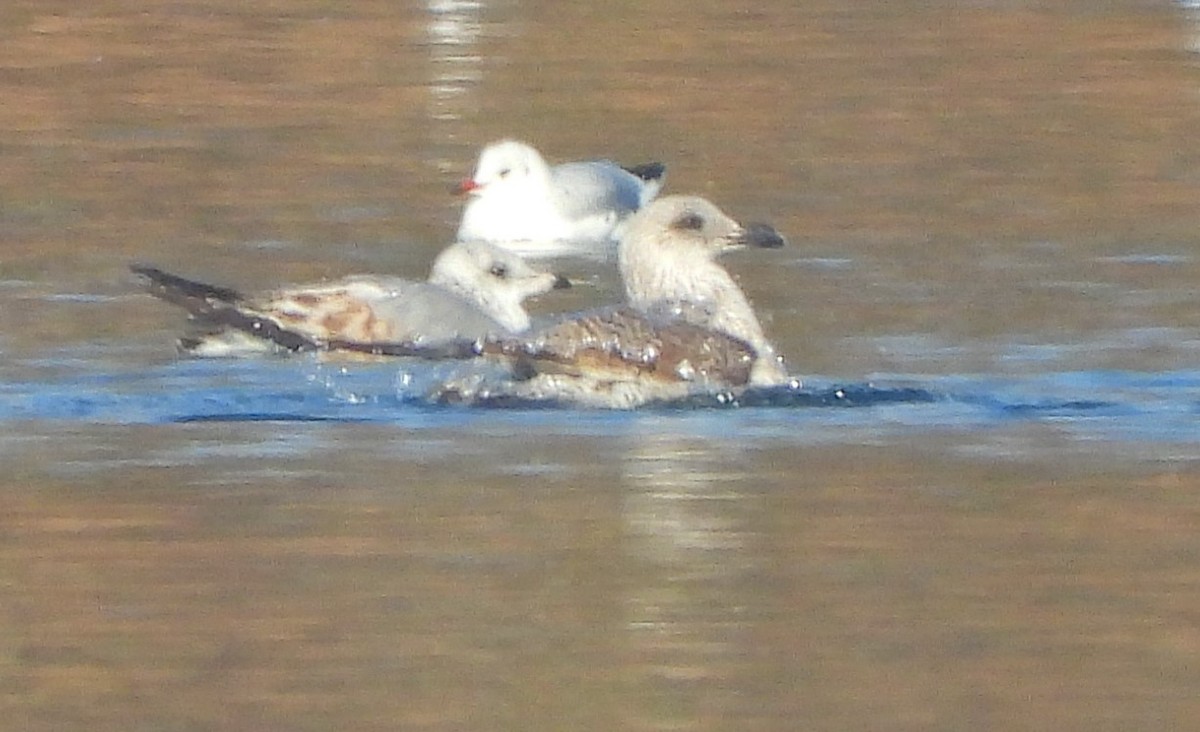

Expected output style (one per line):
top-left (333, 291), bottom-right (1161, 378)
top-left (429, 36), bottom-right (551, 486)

top-left (3, 341), bottom-right (1199, 455)
top-left (4, 1), bottom-right (1200, 730)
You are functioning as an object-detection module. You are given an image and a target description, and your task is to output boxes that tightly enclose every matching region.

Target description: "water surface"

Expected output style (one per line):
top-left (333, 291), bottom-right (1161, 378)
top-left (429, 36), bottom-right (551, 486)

top-left (3, 1), bottom-right (1200, 730)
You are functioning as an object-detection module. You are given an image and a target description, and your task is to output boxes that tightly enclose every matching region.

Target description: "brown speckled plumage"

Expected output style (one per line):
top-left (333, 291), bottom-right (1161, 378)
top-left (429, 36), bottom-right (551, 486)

top-left (488, 308), bottom-right (756, 387)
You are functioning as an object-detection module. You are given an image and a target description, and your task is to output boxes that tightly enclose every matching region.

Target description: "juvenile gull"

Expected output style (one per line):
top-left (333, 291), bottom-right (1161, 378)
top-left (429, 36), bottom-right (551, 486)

top-left (133, 241), bottom-right (569, 357)
top-left (455, 139), bottom-right (666, 258)
top-left (617, 195), bottom-right (788, 387)
top-left (465, 195), bottom-right (791, 408)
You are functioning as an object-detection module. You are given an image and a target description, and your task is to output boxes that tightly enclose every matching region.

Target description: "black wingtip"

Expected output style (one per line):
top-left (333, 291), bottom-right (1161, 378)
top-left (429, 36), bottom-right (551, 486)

top-left (130, 263), bottom-right (244, 304)
top-left (132, 263), bottom-right (321, 354)
top-left (324, 338), bottom-right (483, 360)
top-left (552, 274), bottom-right (572, 290)
top-left (623, 162), bottom-right (666, 183)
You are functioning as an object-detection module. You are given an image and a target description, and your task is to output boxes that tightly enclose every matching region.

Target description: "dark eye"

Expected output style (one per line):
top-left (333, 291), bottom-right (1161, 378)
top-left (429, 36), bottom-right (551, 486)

top-left (497, 168), bottom-right (511, 179)
top-left (489, 263), bottom-right (508, 278)
top-left (672, 212), bottom-right (705, 231)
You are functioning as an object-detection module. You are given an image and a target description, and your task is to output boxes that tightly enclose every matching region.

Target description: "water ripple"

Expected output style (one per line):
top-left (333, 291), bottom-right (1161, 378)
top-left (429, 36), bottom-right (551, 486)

top-left (1, 354), bottom-right (1197, 457)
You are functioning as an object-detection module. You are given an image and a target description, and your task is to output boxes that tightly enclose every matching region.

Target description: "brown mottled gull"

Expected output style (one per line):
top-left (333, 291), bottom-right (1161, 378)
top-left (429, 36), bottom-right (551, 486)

top-left (133, 241), bottom-right (569, 357)
top-left (463, 195), bottom-right (791, 407)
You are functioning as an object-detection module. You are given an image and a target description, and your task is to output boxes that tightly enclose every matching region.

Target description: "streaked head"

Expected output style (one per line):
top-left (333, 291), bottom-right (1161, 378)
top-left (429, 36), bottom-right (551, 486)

top-left (619, 195), bottom-right (786, 261)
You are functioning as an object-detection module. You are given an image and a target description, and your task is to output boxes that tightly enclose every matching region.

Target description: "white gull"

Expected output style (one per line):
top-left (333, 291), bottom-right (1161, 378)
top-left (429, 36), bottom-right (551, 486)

top-left (455, 139), bottom-right (666, 258)
top-left (459, 195), bottom-right (792, 408)
top-left (132, 240), bottom-right (569, 357)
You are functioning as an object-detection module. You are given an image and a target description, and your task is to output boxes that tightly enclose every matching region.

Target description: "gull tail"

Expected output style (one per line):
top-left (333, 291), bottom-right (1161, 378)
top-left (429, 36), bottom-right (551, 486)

top-left (131, 264), bottom-right (318, 354)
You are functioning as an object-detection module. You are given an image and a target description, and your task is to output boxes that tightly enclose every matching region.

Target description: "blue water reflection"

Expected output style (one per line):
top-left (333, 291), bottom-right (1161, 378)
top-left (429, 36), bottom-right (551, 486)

top-left (1, 347), bottom-right (1196, 457)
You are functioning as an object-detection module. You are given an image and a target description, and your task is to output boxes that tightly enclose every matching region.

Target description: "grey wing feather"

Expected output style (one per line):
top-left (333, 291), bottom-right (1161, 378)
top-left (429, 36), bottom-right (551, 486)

top-left (549, 162), bottom-right (646, 222)
top-left (355, 280), bottom-right (507, 342)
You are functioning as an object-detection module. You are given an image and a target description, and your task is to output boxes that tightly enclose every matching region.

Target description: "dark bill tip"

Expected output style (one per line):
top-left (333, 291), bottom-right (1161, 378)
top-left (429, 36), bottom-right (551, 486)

top-left (552, 274), bottom-right (573, 290)
top-left (743, 222), bottom-right (787, 249)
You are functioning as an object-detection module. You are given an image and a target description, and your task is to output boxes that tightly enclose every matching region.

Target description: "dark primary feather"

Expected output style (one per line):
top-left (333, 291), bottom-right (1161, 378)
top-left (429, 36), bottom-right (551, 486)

top-left (130, 264), bottom-right (244, 313)
top-left (131, 264), bottom-right (321, 353)
top-left (179, 310), bottom-right (322, 353)
top-left (622, 162), bottom-right (667, 183)
top-left (323, 338), bottom-right (482, 360)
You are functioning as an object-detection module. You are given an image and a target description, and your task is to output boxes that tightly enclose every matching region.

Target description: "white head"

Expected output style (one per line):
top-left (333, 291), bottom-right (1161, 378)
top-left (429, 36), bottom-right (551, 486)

top-left (458, 139), bottom-right (553, 198)
top-left (617, 195), bottom-right (787, 384)
top-left (428, 241), bottom-right (569, 333)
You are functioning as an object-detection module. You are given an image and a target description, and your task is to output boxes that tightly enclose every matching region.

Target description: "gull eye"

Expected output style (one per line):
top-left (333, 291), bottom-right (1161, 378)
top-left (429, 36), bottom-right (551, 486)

top-left (497, 168), bottom-right (511, 179)
top-left (672, 212), bottom-right (705, 231)
top-left (489, 263), bottom-right (508, 278)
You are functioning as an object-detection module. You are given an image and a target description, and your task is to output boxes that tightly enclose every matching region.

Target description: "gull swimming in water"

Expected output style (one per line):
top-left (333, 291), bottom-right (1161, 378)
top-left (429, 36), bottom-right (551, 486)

top-left (617, 195), bottom-right (789, 387)
top-left (132, 240), bottom-right (569, 357)
top-left (455, 139), bottom-right (666, 258)
top-left (459, 195), bottom-right (791, 408)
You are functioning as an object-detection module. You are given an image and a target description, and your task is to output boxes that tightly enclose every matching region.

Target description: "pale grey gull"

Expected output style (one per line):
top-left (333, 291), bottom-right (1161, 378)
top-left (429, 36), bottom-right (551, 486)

top-left (132, 240), bottom-right (569, 357)
top-left (455, 139), bottom-right (666, 258)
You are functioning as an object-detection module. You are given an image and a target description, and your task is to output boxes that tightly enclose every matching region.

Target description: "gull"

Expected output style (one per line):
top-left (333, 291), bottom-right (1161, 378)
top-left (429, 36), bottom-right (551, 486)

top-left (461, 195), bottom-right (791, 407)
top-left (454, 139), bottom-right (666, 258)
top-left (132, 241), bottom-right (569, 357)
top-left (616, 195), bottom-right (788, 387)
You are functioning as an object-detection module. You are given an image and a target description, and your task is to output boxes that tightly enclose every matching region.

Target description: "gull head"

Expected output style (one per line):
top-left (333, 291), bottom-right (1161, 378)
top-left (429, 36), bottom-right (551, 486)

top-left (619, 195), bottom-right (786, 264)
top-left (616, 195), bottom-right (789, 386)
top-left (456, 139), bottom-right (551, 197)
top-left (429, 240), bottom-right (569, 333)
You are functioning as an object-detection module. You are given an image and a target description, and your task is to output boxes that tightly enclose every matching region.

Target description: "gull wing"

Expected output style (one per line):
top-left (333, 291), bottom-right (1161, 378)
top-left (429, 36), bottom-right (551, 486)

top-left (133, 267), bottom-right (500, 355)
top-left (489, 307), bottom-right (757, 387)
top-left (549, 162), bottom-right (650, 224)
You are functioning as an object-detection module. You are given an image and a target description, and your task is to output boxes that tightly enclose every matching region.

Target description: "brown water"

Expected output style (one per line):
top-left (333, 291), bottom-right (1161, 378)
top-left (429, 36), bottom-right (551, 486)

top-left (3, 1), bottom-right (1200, 730)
